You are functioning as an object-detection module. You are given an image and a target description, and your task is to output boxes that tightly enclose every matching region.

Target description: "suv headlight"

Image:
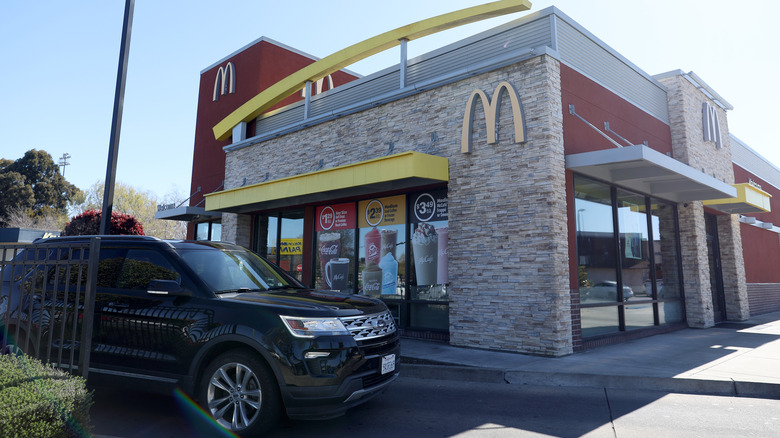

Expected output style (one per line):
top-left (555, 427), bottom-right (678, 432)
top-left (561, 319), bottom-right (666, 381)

top-left (280, 316), bottom-right (350, 338)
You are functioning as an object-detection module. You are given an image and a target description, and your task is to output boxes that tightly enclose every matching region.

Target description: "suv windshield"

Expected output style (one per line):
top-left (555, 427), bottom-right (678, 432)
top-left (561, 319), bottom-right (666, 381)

top-left (178, 246), bottom-right (296, 293)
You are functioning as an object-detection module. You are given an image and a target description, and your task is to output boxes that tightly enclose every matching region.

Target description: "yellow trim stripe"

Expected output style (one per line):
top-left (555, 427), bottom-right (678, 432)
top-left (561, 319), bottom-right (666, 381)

top-left (204, 152), bottom-right (448, 211)
top-left (213, 0), bottom-right (533, 141)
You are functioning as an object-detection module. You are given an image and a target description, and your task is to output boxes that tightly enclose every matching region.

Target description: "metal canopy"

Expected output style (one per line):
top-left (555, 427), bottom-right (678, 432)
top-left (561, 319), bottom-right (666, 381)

top-left (565, 145), bottom-right (737, 203)
top-left (154, 206), bottom-right (222, 222)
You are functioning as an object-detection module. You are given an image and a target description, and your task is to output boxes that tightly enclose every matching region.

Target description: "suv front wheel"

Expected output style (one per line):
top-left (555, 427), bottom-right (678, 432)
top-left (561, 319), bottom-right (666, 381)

top-left (200, 350), bottom-right (281, 436)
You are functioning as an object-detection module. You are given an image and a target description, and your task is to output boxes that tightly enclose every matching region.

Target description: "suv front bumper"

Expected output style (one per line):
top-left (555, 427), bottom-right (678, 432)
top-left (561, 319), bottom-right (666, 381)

top-left (281, 334), bottom-right (400, 420)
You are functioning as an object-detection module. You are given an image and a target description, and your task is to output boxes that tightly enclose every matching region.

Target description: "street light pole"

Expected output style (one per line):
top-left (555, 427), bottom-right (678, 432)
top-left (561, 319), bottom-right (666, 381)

top-left (100, 0), bottom-right (134, 235)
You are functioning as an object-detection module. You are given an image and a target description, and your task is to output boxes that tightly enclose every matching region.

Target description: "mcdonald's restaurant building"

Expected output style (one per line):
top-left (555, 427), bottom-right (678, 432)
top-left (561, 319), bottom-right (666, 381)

top-left (159, 6), bottom-right (780, 357)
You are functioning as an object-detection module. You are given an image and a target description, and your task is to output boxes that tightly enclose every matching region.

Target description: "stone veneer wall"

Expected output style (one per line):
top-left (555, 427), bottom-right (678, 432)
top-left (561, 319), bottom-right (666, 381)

top-left (221, 55), bottom-right (572, 356)
top-left (658, 74), bottom-right (749, 326)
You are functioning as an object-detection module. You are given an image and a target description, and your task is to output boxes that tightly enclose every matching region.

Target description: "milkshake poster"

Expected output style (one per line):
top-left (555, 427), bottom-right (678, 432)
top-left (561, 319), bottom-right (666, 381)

top-left (410, 189), bottom-right (449, 288)
top-left (315, 203), bottom-right (356, 291)
top-left (358, 196), bottom-right (406, 296)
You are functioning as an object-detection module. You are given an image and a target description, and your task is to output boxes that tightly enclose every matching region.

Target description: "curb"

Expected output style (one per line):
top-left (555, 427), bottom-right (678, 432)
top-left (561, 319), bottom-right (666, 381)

top-left (401, 363), bottom-right (780, 399)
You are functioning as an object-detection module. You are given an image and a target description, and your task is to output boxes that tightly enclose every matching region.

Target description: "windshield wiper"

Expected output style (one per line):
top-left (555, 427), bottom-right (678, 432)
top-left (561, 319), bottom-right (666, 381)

top-left (215, 287), bottom-right (263, 294)
top-left (265, 285), bottom-right (298, 291)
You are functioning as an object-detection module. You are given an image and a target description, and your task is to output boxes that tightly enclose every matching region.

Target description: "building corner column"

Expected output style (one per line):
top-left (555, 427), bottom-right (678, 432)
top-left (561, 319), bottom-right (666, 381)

top-left (717, 214), bottom-right (750, 320)
top-left (677, 202), bottom-right (715, 328)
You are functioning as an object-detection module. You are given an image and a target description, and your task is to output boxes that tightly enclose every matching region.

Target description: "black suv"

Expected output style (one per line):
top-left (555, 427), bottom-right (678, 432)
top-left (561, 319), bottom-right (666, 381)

top-left (0, 236), bottom-right (400, 436)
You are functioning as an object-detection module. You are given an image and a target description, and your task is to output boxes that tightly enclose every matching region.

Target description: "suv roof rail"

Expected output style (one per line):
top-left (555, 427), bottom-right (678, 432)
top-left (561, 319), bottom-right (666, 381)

top-left (38, 235), bottom-right (163, 243)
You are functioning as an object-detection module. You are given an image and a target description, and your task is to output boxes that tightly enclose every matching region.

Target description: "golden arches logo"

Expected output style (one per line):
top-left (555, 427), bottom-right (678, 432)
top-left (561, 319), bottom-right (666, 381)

top-left (213, 62), bottom-right (236, 102)
top-left (461, 81), bottom-right (527, 154)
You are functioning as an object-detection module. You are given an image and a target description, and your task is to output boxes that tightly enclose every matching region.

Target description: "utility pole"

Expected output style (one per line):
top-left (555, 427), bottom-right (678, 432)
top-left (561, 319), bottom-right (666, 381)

top-left (58, 153), bottom-right (71, 177)
top-left (100, 0), bottom-right (134, 235)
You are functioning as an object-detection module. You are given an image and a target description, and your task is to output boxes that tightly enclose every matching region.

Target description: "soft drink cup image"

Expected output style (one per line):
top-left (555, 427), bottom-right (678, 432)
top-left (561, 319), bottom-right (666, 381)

top-left (365, 227), bottom-right (381, 266)
top-left (380, 229), bottom-right (397, 260)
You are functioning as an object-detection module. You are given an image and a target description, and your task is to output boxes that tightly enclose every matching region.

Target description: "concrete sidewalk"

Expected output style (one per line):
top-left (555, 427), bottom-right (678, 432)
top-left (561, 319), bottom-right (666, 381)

top-left (401, 311), bottom-right (780, 399)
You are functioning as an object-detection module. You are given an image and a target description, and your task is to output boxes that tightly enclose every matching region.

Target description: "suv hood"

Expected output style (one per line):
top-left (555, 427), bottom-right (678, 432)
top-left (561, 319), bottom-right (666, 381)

top-left (218, 288), bottom-right (387, 316)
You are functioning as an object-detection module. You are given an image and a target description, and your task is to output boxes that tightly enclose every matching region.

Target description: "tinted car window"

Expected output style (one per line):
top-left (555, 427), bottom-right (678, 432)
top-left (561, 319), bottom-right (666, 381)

top-left (117, 249), bottom-right (180, 290)
top-left (178, 247), bottom-right (290, 293)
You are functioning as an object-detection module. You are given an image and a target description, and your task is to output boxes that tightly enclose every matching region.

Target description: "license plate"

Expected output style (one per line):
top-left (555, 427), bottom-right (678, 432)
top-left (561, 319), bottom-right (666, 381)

top-left (381, 354), bottom-right (396, 375)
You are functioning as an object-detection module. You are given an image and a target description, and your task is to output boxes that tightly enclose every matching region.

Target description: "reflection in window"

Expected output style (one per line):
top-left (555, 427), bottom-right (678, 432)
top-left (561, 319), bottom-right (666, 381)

top-left (580, 307), bottom-right (620, 337)
top-left (574, 175), bottom-right (684, 338)
top-left (617, 190), bottom-right (654, 330)
top-left (195, 221), bottom-right (221, 241)
top-left (117, 249), bottom-right (180, 290)
top-left (651, 200), bottom-right (684, 323)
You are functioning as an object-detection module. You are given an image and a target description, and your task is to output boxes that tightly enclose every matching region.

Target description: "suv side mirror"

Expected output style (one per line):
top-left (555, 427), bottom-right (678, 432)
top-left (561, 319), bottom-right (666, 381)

top-left (148, 279), bottom-right (192, 297)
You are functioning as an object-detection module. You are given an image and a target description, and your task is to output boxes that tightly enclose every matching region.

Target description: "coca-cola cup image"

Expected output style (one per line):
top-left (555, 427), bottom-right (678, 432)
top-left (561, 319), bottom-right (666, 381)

top-left (362, 264), bottom-right (382, 297)
top-left (436, 227), bottom-right (449, 284)
top-left (365, 227), bottom-right (381, 266)
top-left (412, 222), bottom-right (438, 286)
top-left (325, 258), bottom-right (350, 290)
top-left (380, 228), bottom-right (397, 260)
top-left (318, 232), bottom-right (341, 276)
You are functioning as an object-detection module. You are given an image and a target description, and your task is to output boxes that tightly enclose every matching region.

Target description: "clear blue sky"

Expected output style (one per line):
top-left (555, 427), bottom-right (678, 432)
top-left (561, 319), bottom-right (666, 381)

top-left (2, 0), bottom-right (779, 201)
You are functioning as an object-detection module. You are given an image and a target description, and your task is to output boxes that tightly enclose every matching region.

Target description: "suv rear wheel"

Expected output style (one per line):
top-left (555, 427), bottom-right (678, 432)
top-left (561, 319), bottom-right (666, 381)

top-left (200, 350), bottom-right (281, 436)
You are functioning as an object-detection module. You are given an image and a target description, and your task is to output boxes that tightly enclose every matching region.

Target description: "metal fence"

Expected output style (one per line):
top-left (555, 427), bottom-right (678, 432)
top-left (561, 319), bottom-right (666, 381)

top-left (0, 237), bottom-right (100, 378)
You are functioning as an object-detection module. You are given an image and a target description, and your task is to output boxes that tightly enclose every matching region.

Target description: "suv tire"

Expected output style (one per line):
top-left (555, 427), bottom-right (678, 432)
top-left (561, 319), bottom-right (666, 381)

top-left (200, 350), bottom-right (281, 436)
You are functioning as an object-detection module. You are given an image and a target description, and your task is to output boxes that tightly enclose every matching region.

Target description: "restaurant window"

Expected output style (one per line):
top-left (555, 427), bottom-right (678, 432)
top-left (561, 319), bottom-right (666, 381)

top-left (408, 189), bottom-right (449, 331)
top-left (574, 174), bottom-right (683, 338)
top-left (358, 195), bottom-right (406, 299)
top-left (312, 189), bottom-right (450, 334)
top-left (253, 210), bottom-right (304, 281)
top-left (195, 221), bottom-right (221, 241)
top-left (314, 203), bottom-right (356, 292)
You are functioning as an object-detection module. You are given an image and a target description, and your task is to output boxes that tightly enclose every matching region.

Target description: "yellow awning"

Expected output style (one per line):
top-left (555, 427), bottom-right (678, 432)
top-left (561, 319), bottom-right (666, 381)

top-left (205, 152), bottom-right (448, 214)
top-left (703, 183), bottom-right (772, 214)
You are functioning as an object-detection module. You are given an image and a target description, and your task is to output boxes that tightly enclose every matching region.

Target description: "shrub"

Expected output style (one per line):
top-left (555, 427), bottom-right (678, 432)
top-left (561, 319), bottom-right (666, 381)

top-left (62, 209), bottom-right (144, 236)
top-left (0, 354), bottom-right (93, 438)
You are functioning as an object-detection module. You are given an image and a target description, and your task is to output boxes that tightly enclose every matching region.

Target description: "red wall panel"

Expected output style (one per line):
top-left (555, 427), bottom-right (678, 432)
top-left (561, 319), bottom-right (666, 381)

top-left (733, 164), bottom-right (780, 283)
top-left (561, 64), bottom-right (674, 291)
top-left (560, 64), bottom-right (672, 156)
top-left (741, 224), bottom-right (780, 283)
top-left (188, 40), bottom-right (359, 238)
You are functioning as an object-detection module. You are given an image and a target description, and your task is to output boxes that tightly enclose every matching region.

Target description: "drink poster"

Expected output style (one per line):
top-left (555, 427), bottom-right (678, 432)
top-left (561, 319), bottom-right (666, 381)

top-left (409, 189), bottom-right (449, 299)
top-left (358, 196), bottom-right (406, 297)
top-left (315, 203), bottom-right (356, 292)
top-left (316, 202), bottom-right (356, 232)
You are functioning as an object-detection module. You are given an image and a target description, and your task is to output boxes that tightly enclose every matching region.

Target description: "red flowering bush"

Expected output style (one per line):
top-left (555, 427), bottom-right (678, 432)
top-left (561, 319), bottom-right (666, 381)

top-left (63, 210), bottom-right (145, 236)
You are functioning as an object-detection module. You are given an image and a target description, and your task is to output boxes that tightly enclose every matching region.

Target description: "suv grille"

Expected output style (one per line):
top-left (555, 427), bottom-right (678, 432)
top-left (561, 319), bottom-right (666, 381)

top-left (340, 311), bottom-right (396, 341)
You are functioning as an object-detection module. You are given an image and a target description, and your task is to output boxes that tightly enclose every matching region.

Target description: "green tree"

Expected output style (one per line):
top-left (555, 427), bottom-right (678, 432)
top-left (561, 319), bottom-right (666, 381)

top-left (73, 181), bottom-right (186, 239)
top-left (0, 149), bottom-right (80, 226)
top-left (0, 171), bottom-right (35, 225)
